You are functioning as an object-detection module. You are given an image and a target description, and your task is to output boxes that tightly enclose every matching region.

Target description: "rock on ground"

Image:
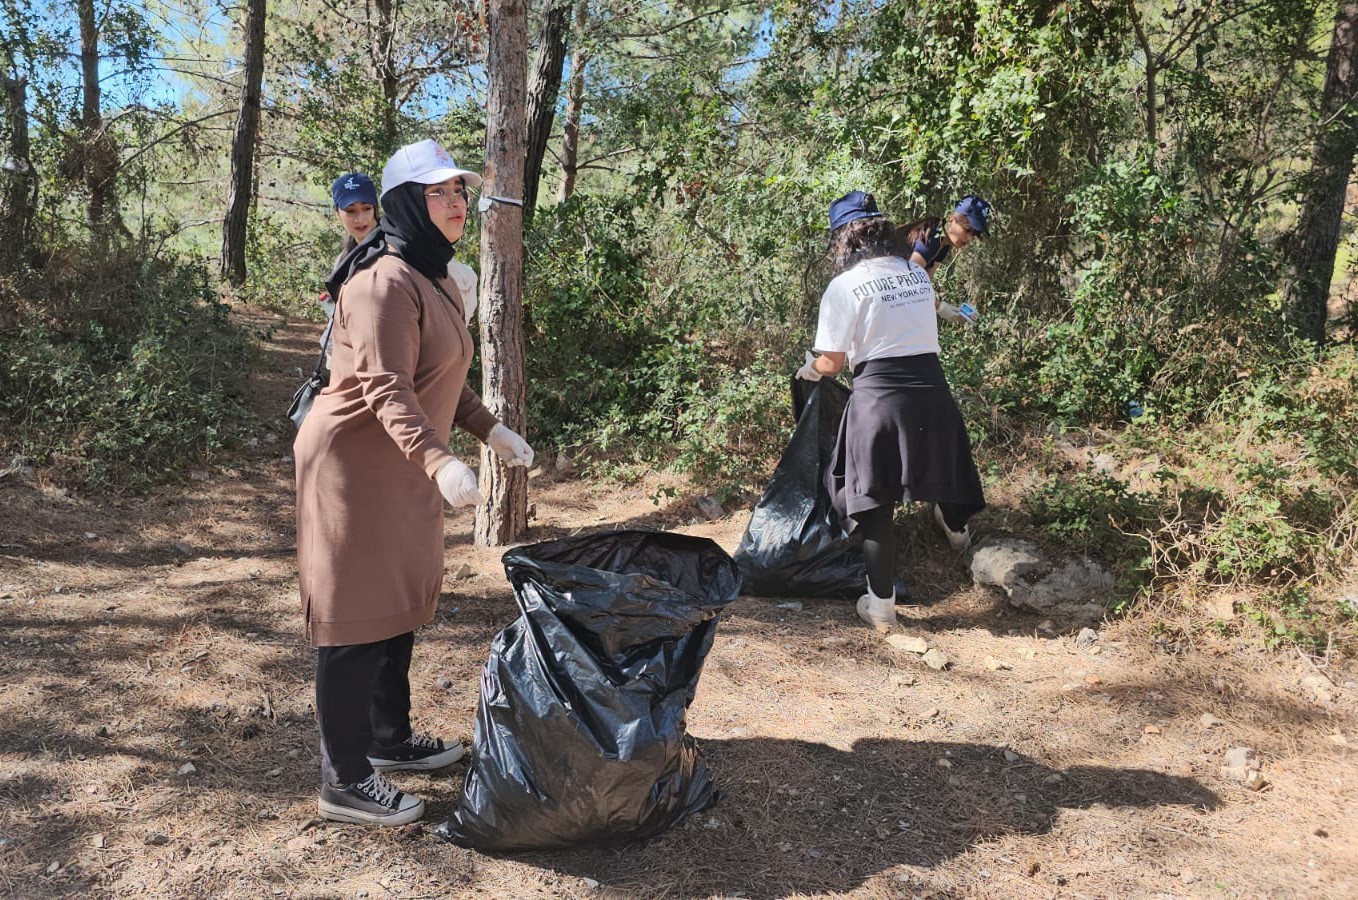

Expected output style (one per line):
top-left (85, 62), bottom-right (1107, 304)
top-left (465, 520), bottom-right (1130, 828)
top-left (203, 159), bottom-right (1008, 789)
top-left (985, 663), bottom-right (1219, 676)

top-left (970, 538), bottom-right (1113, 625)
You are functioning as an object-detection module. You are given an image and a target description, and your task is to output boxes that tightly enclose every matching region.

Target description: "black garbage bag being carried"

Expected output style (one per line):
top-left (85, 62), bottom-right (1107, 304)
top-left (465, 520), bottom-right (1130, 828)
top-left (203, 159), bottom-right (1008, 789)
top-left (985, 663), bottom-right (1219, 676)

top-left (733, 377), bottom-right (868, 598)
top-left (435, 530), bottom-right (740, 852)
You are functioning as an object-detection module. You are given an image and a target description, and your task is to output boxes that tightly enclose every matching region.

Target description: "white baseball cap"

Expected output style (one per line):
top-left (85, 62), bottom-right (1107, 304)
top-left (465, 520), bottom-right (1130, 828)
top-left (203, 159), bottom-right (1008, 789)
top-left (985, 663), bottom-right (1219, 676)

top-left (380, 139), bottom-right (483, 199)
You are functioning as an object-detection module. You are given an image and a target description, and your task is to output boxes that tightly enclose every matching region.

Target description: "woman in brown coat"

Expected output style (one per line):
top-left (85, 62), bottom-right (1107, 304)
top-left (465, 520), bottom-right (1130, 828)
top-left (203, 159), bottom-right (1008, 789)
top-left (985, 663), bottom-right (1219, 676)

top-left (295, 139), bottom-right (535, 826)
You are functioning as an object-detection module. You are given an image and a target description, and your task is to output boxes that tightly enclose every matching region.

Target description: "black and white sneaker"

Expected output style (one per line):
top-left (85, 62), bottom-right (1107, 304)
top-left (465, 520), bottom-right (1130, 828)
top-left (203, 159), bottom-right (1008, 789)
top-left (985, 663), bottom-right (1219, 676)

top-left (367, 732), bottom-right (465, 772)
top-left (318, 772), bottom-right (424, 826)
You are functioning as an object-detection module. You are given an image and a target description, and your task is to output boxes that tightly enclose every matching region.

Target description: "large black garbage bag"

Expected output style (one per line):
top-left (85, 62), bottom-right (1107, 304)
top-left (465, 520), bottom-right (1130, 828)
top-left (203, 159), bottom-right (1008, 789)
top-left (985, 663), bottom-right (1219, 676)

top-left (435, 530), bottom-right (740, 851)
top-left (733, 377), bottom-right (868, 598)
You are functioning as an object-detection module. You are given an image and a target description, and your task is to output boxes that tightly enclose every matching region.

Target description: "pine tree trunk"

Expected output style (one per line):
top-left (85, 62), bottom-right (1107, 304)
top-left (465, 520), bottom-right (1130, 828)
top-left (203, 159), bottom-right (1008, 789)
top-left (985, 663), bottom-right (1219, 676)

top-left (373, 0), bottom-right (400, 154)
top-left (76, 0), bottom-right (120, 237)
top-left (221, 0), bottom-right (266, 286)
top-left (523, 1), bottom-right (569, 221)
top-left (0, 74), bottom-right (34, 256)
top-left (474, 0), bottom-right (530, 547)
top-left (1282, 2), bottom-right (1358, 346)
top-left (556, 2), bottom-right (588, 203)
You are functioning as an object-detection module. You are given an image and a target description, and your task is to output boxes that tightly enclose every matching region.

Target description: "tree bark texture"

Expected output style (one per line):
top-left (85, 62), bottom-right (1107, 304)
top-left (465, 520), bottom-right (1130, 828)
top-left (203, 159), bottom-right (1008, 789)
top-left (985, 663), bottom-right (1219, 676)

top-left (474, 0), bottom-right (530, 547)
top-left (556, 1), bottom-right (588, 203)
top-left (76, 0), bottom-right (120, 235)
top-left (221, 0), bottom-right (267, 285)
top-left (373, 0), bottom-right (400, 154)
top-left (523, 1), bottom-right (569, 220)
top-left (1283, 2), bottom-right (1358, 346)
top-left (1, 74), bottom-right (34, 254)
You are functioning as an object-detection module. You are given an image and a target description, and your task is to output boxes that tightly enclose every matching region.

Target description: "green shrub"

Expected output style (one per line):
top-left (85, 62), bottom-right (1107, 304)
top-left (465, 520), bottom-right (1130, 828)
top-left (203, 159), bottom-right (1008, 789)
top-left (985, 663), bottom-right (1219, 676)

top-left (0, 252), bottom-right (253, 487)
top-left (238, 208), bottom-right (337, 319)
top-left (1242, 586), bottom-right (1332, 653)
top-left (522, 196), bottom-right (659, 449)
top-left (1202, 489), bottom-right (1324, 581)
top-left (1023, 469), bottom-right (1156, 565)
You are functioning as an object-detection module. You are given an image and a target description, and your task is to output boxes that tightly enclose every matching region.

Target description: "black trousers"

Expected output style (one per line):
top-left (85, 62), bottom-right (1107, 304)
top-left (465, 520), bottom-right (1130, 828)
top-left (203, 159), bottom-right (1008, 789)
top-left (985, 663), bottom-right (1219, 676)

top-left (315, 631), bottom-right (415, 785)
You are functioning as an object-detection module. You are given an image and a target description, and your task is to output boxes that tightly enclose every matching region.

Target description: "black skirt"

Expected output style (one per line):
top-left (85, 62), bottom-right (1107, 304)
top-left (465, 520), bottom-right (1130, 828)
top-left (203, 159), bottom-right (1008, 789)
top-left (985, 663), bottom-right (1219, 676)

top-left (827, 353), bottom-right (985, 527)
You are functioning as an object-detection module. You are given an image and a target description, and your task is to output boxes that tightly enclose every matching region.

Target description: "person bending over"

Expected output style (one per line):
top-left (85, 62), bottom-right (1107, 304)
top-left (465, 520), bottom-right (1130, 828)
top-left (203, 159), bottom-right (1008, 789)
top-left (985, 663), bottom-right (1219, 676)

top-left (796, 190), bottom-right (986, 633)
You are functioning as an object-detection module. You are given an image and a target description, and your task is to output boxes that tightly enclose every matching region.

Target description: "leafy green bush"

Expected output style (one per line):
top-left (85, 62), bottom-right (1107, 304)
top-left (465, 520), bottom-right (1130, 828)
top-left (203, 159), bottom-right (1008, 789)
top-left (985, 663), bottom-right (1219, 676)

top-left (522, 196), bottom-right (659, 449)
top-left (0, 251), bottom-right (253, 487)
top-left (1201, 489), bottom-right (1325, 581)
top-left (1242, 586), bottom-right (1333, 653)
top-left (238, 209), bottom-right (337, 319)
top-left (522, 195), bottom-right (797, 496)
top-left (1024, 469), bottom-right (1156, 561)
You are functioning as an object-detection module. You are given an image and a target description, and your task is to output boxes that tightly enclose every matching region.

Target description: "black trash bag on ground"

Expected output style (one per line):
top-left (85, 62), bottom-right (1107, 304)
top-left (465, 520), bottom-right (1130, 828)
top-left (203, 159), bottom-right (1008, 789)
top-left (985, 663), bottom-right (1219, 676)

top-left (435, 530), bottom-right (740, 852)
top-left (733, 377), bottom-right (869, 598)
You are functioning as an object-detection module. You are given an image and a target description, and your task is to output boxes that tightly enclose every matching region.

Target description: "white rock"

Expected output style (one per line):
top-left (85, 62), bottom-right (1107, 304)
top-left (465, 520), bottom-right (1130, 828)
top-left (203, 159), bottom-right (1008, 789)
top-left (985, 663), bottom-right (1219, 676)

top-left (776, 601), bottom-right (803, 611)
top-left (922, 648), bottom-right (950, 671)
top-left (178, 763), bottom-right (198, 776)
top-left (1076, 627), bottom-right (1099, 648)
top-left (1200, 713), bottom-right (1224, 728)
top-left (886, 634), bottom-right (929, 654)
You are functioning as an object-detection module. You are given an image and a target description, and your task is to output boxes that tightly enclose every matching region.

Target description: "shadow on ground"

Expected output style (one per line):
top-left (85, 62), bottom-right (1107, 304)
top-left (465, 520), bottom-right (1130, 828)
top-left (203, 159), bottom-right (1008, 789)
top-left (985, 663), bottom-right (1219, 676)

top-left (438, 736), bottom-right (1217, 898)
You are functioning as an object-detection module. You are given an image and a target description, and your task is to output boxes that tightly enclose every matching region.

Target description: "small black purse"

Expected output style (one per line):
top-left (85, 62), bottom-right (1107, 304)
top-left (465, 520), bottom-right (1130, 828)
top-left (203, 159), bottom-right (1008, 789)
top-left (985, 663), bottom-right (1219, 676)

top-left (287, 319), bottom-right (332, 429)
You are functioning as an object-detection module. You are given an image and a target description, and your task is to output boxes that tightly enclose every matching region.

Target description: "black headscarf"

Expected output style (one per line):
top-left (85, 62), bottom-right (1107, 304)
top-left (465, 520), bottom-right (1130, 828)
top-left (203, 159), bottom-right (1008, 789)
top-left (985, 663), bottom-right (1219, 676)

top-left (326, 181), bottom-right (456, 299)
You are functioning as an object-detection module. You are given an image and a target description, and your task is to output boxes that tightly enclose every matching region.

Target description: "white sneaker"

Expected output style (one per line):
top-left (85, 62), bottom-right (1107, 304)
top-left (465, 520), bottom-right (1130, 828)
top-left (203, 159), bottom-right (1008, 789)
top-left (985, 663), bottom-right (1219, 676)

top-left (856, 590), bottom-right (896, 633)
top-left (933, 504), bottom-right (971, 551)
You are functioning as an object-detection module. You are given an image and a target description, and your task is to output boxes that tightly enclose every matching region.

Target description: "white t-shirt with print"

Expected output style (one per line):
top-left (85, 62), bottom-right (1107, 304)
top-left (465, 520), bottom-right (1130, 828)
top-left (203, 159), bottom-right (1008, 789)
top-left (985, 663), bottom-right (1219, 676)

top-left (813, 255), bottom-right (938, 366)
top-left (448, 259), bottom-right (477, 325)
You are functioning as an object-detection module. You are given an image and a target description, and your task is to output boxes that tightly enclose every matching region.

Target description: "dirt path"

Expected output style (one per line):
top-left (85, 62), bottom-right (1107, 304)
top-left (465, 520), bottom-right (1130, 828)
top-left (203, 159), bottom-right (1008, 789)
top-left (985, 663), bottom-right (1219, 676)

top-left (1, 312), bottom-right (1356, 899)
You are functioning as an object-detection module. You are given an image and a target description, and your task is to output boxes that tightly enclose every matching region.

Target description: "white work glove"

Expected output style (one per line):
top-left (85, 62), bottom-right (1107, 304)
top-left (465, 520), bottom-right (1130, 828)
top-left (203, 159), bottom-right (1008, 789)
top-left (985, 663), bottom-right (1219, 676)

top-left (795, 351), bottom-right (822, 382)
top-left (487, 423), bottom-right (535, 467)
top-left (435, 458), bottom-right (482, 508)
top-left (938, 301), bottom-right (980, 324)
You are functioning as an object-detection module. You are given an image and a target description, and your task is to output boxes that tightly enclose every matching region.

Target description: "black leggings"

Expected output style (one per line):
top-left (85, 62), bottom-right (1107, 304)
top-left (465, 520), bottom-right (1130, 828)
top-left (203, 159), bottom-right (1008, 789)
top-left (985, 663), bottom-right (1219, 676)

top-left (857, 502), bottom-right (981, 598)
top-left (857, 506), bottom-right (896, 599)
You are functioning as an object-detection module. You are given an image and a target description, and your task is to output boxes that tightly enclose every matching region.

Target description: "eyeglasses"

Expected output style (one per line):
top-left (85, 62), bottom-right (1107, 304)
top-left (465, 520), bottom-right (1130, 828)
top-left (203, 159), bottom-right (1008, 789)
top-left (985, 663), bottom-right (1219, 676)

top-left (424, 187), bottom-right (469, 206)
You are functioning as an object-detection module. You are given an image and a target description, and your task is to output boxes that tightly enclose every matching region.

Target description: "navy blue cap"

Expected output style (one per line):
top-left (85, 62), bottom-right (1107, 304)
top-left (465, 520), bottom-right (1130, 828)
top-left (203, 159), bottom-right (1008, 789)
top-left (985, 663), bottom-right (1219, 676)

top-left (331, 172), bottom-right (376, 210)
top-left (954, 194), bottom-right (992, 236)
top-left (829, 190), bottom-right (883, 232)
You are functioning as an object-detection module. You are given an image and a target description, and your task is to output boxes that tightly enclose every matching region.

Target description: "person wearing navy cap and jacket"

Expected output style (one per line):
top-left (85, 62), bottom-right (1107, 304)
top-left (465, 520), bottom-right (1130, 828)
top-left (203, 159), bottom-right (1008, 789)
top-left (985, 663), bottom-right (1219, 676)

top-left (332, 172), bottom-right (379, 256)
top-left (905, 194), bottom-right (992, 323)
top-left (795, 190), bottom-right (986, 634)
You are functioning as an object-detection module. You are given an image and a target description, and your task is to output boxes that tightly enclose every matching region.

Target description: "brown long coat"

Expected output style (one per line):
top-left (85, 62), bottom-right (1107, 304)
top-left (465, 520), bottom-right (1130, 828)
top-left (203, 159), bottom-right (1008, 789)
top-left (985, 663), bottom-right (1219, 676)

top-left (294, 252), bottom-right (498, 646)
